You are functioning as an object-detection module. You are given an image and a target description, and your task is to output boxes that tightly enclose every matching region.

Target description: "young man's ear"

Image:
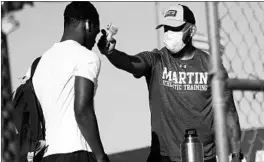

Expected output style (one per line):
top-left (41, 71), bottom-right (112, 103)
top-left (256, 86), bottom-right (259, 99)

top-left (85, 20), bottom-right (91, 32)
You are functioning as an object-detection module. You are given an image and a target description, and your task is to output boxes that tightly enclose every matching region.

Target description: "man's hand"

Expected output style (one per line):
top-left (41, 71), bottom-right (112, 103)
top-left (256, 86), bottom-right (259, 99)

top-left (97, 29), bottom-right (116, 55)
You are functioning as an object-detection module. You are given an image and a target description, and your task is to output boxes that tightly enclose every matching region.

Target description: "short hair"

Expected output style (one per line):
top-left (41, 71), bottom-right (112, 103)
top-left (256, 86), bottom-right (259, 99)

top-left (64, 2), bottom-right (99, 28)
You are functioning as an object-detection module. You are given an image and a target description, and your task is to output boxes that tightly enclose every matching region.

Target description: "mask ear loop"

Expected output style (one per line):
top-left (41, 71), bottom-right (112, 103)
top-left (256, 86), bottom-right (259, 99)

top-left (182, 24), bottom-right (196, 44)
top-left (191, 25), bottom-right (197, 37)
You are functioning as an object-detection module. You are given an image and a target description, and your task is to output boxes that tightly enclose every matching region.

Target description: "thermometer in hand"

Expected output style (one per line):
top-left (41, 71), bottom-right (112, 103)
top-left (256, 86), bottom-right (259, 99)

top-left (106, 23), bottom-right (118, 42)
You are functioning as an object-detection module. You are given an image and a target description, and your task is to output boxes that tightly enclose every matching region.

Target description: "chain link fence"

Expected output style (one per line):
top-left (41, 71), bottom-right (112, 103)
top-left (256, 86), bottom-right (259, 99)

top-left (218, 2), bottom-right (264, 162)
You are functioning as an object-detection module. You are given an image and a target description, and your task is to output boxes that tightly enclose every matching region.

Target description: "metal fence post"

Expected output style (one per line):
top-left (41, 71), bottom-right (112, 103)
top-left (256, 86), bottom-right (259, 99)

top-left (206, 2), bottom-right (229, 162)
top-left (155, 2), bottom-right (161, 49)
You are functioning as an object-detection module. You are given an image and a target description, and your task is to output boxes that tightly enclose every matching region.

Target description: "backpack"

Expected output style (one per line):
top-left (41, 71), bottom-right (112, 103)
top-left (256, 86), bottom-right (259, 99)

top-left (12, 57), bottom-right (47, 162)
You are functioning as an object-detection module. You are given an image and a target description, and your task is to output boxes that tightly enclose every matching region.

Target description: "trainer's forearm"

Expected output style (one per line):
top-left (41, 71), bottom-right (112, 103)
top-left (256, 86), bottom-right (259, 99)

top-left (226, 111), bottom-right (241, 153)
top-left (75, 108), bottom-right (106, 159)
top-left (106, 49), bottom-right (141, 74)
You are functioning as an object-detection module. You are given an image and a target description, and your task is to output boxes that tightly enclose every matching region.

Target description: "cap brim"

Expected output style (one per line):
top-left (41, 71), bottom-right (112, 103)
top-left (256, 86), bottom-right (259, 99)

top-left (156, 20), bottom-right (185, 29)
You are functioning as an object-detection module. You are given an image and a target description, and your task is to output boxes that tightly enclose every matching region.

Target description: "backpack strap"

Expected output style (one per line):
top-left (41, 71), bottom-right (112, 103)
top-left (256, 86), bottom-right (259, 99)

top-left (12, 57), bottom-right (41, 98)
top-left (29, 57), bottom-right (46, 140)
top-left (30, 57), bottom-right (41, 79)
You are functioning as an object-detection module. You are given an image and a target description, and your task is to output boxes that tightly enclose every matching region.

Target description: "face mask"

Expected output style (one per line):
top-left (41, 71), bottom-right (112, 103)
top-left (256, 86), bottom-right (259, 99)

top-left (163, 26), bottom-right (192, 54)
top-left (163, 31), bottom-right (185, 53)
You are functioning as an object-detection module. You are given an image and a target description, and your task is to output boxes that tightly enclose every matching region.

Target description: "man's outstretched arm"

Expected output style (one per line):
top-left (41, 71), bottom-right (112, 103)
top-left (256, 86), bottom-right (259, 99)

top-left (105, 49), bottom-right (156, 78)
top-left (97, 29), bottom-right (152, 77)
top-left (106, 49), bottom-right (146, 74)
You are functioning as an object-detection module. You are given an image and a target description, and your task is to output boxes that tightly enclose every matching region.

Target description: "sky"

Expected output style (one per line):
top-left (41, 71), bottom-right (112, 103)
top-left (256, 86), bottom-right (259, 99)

top-left (6, 1), bottom-right (263, 154)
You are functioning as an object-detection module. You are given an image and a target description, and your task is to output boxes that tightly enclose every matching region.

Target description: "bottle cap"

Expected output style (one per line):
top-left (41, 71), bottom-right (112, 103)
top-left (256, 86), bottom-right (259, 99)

top-left (185, 129), bottom-right (197, 137)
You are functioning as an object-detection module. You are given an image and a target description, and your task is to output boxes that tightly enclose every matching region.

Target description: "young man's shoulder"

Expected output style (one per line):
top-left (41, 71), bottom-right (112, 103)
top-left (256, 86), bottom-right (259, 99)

top-left (55, 40), bottom-right (100, 63)
top-left (72, 45), bottom-right (101, 65)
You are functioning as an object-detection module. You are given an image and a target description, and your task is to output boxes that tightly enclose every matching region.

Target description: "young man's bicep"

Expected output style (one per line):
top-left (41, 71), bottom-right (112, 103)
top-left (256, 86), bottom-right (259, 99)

top-left (74, 57), bottom-right (100, 113)
top-left (74, 76), bottom-right (94, 113)
top-left (75, 57), bottom-right (100, 83)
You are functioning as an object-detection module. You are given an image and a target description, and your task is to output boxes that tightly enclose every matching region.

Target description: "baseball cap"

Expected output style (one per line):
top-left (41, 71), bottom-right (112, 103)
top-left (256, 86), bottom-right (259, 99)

top-left (64, 2), bottom-right (99, 24)
top-left (156, 4), bottom-right (196, 29)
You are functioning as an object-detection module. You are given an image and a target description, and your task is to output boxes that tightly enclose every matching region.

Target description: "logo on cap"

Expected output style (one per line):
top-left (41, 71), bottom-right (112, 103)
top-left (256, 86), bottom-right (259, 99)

top-left (164, 10), bottom-right (177, 18)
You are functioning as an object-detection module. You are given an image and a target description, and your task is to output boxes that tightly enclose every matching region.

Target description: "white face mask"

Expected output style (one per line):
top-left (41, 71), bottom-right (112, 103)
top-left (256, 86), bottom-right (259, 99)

top-left (163, 31), bottom-right (186, 53)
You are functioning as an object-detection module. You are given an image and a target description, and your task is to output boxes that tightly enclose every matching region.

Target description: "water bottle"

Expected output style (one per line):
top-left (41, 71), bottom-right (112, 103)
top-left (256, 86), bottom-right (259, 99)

top-left (180, 129), bottom-right (204, 162)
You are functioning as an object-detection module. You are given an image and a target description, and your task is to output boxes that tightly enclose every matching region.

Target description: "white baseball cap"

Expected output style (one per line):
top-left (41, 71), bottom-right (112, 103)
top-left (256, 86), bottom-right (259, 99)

top-left (156, 4), bottom-right (196, 29)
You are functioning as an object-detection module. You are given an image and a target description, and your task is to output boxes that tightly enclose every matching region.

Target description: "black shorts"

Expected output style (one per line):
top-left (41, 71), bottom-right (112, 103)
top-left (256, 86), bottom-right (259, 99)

top-left (41, 150), bottom-right (96, 162)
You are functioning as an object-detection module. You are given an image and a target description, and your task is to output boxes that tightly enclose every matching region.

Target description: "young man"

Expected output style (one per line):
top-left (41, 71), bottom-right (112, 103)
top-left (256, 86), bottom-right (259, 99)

top-left (98, 4), bottom-right (242, 162)
top-left (25, 2), bottom-right (109, 162)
